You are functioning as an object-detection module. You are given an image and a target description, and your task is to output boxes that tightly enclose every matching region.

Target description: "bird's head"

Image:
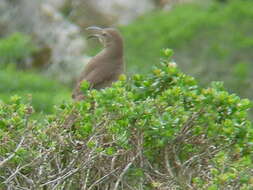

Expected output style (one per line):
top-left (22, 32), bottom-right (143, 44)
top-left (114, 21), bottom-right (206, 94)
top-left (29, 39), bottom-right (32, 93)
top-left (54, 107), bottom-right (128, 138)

top-left (86, 26), bottom-right (123, 49)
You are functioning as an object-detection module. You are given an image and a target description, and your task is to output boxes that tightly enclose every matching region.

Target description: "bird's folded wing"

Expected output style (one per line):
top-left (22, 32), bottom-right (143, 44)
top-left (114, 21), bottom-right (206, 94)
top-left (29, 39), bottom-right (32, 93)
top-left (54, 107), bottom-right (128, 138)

top-left (72, 67), bottom-right (118, 99)
top-left (84, 68), bottom-right (117, 89)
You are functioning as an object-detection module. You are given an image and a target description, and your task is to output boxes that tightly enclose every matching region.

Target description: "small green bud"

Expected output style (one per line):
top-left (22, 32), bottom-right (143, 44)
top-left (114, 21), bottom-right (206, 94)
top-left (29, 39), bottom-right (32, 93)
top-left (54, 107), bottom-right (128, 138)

top-left (163, 48), bottom-right (174, 58)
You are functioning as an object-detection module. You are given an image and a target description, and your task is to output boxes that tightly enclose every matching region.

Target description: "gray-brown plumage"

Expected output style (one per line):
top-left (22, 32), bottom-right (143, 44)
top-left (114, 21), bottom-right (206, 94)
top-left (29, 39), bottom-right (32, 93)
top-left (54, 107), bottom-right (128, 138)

top-left (72, 26), bottom-right (124, 101)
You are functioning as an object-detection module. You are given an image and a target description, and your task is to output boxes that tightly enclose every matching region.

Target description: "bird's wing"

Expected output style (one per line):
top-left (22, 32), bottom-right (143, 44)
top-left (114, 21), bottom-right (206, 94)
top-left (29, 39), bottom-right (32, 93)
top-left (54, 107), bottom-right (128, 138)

top-left (72, 66), bottom-right (118, 100)
top-left (84, 66), bottom-right (116, 89)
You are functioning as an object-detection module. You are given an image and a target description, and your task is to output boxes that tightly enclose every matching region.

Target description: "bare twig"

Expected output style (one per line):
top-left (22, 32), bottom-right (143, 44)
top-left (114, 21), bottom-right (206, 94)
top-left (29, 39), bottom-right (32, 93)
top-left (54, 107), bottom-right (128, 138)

top-left (0, 136), bottom-right (25, 168)
top-left (164, 147), bottom-right (175, 177)
top-left (174, 109), bottom-right (205, 143)
top-left (113, 152), bottom-right (141, 190)
top-left (87, 167), bottom-right (120, 190)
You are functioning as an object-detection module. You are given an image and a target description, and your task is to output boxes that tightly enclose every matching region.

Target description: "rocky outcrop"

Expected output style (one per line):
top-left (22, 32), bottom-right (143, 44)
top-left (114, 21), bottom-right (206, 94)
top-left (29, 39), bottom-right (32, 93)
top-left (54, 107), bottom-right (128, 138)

top-left (0, 0), bottom-right (87, 83)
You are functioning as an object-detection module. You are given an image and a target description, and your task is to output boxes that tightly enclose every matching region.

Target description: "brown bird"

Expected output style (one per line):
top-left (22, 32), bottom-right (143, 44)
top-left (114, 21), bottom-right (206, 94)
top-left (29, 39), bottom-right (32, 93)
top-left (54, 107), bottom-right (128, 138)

top-left (63, 27), bottom-right (124, 128)
top-left (72, 26), bottom-right (124, 101)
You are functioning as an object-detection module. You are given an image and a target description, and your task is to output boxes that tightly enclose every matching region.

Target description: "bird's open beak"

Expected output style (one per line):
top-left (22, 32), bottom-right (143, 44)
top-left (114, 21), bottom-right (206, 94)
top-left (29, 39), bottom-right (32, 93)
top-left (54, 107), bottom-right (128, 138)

top-left (86, 26), bottom-right (106, 46)
top-left (87, 34), bottom-right (101, 40)
top-left (86, 26), bottom-right (103, 40)
top-left (86, 26), bottom-right (103, 31)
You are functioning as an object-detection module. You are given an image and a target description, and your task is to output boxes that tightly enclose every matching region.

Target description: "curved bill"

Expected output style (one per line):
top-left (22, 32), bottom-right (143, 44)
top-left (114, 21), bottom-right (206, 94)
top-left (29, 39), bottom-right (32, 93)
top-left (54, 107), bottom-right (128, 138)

top-left (86, 26), bottom-right (103, 31)
top-left (87, 34), bottom-right (101, 40)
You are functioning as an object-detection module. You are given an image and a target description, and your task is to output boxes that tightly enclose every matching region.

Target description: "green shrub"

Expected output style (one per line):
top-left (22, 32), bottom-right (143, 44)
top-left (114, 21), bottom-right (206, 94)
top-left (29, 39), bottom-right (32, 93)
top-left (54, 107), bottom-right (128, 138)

top-left (0, 32), bottom-right (36, 66)
top-left (0, 66), bottom-right (71, 114)
top-left (1, 51), bottom-right (252, 189)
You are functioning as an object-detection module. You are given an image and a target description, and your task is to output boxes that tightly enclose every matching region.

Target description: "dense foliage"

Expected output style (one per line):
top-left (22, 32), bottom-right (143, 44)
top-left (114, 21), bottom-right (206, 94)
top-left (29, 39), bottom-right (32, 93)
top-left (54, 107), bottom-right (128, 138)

top-left (1, 51), bottom-right (252, 189)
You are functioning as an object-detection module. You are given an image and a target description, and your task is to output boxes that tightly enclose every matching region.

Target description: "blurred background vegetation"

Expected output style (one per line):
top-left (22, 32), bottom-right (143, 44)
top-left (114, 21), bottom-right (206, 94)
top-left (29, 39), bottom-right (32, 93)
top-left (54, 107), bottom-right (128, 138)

top-left (0, 0), bottom-right (252, 116)
top-left (0, 33), bottom-right (71, 116)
